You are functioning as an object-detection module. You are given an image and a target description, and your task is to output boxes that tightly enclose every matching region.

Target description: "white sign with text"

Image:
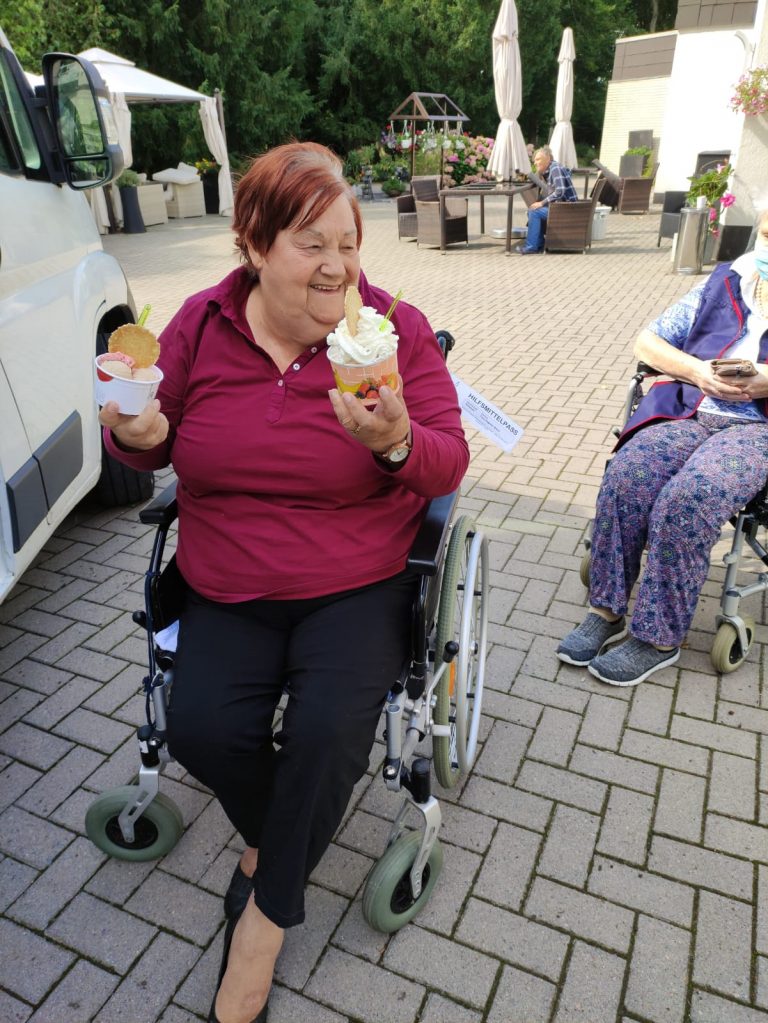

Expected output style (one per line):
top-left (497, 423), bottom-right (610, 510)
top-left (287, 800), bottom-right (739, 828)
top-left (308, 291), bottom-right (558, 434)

top-left (450, 374), bottom-right (524, 453)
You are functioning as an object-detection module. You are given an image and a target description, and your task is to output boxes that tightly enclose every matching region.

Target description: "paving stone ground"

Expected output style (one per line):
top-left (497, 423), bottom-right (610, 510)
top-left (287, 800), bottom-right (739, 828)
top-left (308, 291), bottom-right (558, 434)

top-left (2, 198), bottom-right (768, 1022)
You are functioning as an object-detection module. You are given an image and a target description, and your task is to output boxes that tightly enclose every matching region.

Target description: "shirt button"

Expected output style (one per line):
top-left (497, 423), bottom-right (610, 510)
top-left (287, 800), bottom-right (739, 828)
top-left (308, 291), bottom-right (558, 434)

top-left (311, 346), bottom-right (318, 353)
top-left (277, 379), bottom-right (284, 387)
top-left (292, 363), bottom-right (300, 371)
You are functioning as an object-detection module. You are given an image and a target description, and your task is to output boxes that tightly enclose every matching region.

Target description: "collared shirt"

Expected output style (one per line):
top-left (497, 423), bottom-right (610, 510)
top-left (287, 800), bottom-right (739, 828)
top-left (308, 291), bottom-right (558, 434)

top-left (541, 160), bottom-right (578, 205)
top-left (104, 267), bottom-right (469, 601)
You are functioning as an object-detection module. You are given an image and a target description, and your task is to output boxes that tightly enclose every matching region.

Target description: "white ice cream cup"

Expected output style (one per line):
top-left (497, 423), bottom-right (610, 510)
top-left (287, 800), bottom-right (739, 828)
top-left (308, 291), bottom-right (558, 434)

top-left (94, 354), bottom-right (162, 415)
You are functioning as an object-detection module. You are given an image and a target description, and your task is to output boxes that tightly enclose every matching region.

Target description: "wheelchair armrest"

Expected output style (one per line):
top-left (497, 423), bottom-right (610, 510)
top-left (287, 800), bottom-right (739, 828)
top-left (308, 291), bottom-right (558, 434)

top-left (636, 361), bottom-right (661, 377)
top-left (139, 480), bottom-right (178, 526)
top-left (407, 491), bottom-right (460, 576)
top-left (435, 329), bottom-right (455, 362)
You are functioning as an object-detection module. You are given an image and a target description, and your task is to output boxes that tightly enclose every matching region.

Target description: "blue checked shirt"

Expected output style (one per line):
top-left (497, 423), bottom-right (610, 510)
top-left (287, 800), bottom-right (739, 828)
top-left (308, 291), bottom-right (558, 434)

top-left (541, 161), bottom-right (578, 205)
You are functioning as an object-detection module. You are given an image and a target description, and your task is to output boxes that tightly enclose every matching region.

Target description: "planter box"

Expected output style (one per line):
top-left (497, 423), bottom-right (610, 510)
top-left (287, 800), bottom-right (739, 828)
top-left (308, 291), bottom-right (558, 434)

top-left (202, 176), bottom-right (219, 214)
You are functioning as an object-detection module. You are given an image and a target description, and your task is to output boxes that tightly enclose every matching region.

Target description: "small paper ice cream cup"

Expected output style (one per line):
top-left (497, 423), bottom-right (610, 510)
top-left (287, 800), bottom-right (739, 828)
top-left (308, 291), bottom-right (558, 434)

top-left (94, 354), bottom-right (163, 415)
top-left (329, 352), bottom-right (399, 407)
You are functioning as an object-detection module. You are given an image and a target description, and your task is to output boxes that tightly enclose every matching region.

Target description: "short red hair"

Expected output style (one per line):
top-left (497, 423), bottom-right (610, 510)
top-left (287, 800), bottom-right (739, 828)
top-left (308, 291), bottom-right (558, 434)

top-left (233, 142), bottom-right (363, 268)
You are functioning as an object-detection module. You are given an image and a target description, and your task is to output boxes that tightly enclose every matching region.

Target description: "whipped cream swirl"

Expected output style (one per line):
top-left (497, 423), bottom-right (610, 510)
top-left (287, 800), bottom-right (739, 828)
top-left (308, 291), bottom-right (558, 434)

top-left (326, 305), bottom-right (399, 366)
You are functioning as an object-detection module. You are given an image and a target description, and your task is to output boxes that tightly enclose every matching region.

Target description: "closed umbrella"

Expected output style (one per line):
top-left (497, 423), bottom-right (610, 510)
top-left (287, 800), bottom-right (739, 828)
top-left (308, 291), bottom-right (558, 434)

top-left (486, 0), bottom-right (529, 181)
top-left (549, 27), bottom-right (577, 170)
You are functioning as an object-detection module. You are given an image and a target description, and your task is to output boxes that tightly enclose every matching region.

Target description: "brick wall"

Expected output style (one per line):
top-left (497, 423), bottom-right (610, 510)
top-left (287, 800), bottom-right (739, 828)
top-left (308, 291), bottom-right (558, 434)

top-left (598, 78), bottom-right (670, 177)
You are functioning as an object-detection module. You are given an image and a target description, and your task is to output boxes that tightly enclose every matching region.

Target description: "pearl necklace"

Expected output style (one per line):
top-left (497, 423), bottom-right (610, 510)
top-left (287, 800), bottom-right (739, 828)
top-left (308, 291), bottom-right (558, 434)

top-left (756, 277), bottom-right (768, 318)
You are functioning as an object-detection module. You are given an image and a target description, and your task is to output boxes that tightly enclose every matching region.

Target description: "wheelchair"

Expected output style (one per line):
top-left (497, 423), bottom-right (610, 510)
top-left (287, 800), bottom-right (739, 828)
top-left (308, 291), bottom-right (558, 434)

top-left (580, 362), bottom-right (768, 675)
top-left (85, 333), bottom-right (490, 934)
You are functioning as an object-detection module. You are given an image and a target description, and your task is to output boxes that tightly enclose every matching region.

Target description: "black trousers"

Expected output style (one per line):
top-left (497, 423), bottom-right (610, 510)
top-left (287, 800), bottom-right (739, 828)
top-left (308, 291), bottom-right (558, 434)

top-left (167, 571), bottom-right (416, 928)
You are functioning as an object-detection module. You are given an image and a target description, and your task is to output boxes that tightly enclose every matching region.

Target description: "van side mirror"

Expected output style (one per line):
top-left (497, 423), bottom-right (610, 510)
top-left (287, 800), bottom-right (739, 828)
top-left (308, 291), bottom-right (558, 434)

top-left (42, 53), bottom-right (123, 189)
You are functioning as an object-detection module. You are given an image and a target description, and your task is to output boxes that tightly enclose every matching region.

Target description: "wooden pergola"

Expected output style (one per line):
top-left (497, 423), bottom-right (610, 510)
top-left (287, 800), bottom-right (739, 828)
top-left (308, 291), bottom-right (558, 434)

top-left (388, 92), bottom-right (470, 180)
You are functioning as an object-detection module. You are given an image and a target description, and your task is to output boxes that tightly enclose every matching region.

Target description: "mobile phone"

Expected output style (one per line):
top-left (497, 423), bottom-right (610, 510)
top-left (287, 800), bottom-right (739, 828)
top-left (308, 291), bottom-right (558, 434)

top-left (711, 358), bottom-right (757, 378)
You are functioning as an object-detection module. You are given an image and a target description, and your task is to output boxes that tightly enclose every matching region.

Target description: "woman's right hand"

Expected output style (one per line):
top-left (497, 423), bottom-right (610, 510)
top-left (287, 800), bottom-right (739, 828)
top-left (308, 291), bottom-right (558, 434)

top-left (98, 399), bottom-right (169, 450)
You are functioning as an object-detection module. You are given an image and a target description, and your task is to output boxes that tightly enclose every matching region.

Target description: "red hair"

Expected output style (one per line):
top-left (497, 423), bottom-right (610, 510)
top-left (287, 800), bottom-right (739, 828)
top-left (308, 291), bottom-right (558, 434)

top-left (233, 142), bottom-right (362, 267)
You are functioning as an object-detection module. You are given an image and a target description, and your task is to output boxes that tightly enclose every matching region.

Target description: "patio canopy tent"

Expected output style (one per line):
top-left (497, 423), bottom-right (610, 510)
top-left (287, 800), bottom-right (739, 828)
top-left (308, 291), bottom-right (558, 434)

top-left (388, 92), bottom-right (470, 181)
top-left (78, 47), bottom-right (233, 221)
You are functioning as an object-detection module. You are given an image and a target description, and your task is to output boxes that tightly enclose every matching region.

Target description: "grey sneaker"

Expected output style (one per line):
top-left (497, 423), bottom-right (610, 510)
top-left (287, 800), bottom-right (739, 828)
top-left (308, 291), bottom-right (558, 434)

top-left (557, 612), bottom-right (627, 666)
top-left (588, 636), bottom-right (680, 687)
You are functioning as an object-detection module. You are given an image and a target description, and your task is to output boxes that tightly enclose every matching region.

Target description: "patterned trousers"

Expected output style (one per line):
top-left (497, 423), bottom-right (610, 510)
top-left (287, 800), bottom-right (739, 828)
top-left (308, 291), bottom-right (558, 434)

top-left (589, 413), bottom-right (768, 646)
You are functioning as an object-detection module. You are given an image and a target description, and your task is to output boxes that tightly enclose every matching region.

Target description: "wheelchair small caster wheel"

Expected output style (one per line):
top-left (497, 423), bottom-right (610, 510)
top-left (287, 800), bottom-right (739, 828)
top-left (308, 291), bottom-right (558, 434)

top-left (711, 616), bottom-right (755, 674)
top-left (362, 831), bottom-right (443, 933)
top-left (433, 515), bottom-right (488, 790)
top-left (85, 786), bottom-right (183, 861)
top-left (579, 551), bottom-right (591, 588)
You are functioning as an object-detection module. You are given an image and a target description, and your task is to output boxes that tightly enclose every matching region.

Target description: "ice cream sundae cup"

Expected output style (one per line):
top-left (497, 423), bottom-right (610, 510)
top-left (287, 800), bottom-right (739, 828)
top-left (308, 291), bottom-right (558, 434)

top-left (94, 354), bottom-right (163, 414)
top-left (327, 286), bottom-right (400, 407)
top-left (94, 305), bottom-right (163, 414)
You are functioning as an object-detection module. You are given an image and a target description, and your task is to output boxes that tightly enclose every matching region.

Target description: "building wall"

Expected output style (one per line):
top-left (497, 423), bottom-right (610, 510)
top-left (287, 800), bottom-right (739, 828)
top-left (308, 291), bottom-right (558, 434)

top-left (598, 77), bottom-right (670, 176)
top-left (655, 28), bottom-right (749, 194)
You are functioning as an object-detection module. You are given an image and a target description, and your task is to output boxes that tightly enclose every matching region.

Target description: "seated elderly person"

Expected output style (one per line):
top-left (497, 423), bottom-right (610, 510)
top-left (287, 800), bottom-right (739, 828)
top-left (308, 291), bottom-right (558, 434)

top-left (518, 145), bottom-right (578, 254)
top-left (557, 207), bottom-right (768, 686)
top-left (99, 141), bottom-right (468, 1023)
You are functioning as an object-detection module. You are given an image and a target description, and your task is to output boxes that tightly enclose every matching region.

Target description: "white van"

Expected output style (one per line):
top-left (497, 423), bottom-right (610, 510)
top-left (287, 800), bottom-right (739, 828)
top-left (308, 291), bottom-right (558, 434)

top-left (0, 28), bottom-right (152, 603)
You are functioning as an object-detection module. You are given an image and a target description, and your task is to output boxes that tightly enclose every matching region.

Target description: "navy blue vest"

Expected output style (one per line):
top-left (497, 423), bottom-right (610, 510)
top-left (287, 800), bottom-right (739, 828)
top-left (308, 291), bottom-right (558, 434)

top-left (619, 262), bottom-right (768, 447)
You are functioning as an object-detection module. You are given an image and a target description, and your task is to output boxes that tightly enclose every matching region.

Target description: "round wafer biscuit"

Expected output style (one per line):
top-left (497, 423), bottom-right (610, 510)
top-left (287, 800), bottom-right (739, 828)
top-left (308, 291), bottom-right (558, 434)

top-left (108, 324), bottom-right (161, 368)
top-left (344, 285), bottom-right (362, 337)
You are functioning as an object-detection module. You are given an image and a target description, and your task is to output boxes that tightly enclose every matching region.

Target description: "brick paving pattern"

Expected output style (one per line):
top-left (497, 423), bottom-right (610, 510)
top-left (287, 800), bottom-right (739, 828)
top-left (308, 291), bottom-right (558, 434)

top-left (2, 199), bottom-right (767, 1021)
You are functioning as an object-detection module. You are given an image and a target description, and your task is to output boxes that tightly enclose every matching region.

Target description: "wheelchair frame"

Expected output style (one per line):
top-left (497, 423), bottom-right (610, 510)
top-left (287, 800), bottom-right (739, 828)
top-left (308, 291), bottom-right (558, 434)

top-left (86, 329), bottom-right (490, 930)
top-left (581, 363), bottom-right (768, 674)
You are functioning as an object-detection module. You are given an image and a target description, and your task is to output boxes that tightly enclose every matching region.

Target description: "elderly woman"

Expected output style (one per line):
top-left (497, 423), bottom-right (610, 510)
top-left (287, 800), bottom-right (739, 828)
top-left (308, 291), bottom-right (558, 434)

top-left (99, 142), bottom-right (468, 1023)
top-left (558, 208), bottom-right (768, 687)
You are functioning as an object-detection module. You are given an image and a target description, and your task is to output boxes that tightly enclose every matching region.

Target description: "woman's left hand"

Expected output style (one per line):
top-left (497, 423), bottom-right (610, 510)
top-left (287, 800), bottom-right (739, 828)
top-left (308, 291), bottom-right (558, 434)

top-left (328, 380), bottom-right (410, 456)
top-left (730, 367), bottom-right (768, 401)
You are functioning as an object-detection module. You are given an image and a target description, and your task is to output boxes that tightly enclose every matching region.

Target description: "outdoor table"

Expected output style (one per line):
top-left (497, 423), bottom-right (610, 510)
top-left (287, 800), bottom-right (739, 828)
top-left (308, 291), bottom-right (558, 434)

top-left (438, 182), bottom-right (535, 254)
top-left (572, 166), bottom-right (596, 199)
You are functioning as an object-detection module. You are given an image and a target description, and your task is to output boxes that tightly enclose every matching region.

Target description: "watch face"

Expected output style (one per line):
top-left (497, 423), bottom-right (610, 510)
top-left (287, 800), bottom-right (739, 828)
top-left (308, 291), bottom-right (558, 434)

top-left (387, 445), bottom-right (410, 463)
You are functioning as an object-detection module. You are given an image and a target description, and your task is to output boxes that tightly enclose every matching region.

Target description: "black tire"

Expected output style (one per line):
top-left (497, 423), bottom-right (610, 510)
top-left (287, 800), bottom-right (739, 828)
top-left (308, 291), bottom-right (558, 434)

top-left (85, 786), bottom-right (183, 861)
top-left (94, 329), bottom-right (154, 507)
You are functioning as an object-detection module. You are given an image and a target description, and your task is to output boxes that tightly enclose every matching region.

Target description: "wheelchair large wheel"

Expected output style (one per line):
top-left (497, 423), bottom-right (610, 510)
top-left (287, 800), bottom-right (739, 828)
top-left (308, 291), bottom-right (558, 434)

top-left (579, 551), bottom-right (591, 588)
top-left (362, 831), bottom-right (443, 933)
top-left (711, 616), bottom-right (755, 674)
top-left (432, 515), bottom-right (489, 790)
top-left (85, 786), bottom-right (183, 861)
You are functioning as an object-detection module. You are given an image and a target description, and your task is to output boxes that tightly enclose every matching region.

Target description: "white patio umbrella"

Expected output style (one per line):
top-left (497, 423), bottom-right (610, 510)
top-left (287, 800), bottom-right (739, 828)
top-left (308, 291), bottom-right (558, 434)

top-left (486, 0), bottom-right (530, 181)
top-left (549, 27), bottom-right (577, 170)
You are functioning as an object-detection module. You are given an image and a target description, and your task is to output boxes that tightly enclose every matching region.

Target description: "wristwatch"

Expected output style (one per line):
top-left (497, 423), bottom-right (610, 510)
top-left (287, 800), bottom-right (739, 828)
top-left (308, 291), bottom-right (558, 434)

top-left (378, 432), bottom-right (412, 464)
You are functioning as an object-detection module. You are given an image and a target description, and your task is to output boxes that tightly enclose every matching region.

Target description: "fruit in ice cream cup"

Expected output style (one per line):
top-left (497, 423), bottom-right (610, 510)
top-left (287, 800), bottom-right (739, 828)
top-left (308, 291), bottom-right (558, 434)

top-left (94, 353), bottom-right (163, 415)
top-left (329, 353), bottom-right (400, 407)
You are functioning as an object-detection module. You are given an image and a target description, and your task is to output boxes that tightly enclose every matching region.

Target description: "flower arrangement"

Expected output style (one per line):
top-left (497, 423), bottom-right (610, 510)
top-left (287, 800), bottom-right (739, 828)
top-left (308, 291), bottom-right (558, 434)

top-left (195, 158), bottom-right (219, 178)
top-left (442, 134), bottom-right (495, 187)
top-left (686, 163), bottom-right (735, 236)
top-left (730, 65), bottom-right (768, 117)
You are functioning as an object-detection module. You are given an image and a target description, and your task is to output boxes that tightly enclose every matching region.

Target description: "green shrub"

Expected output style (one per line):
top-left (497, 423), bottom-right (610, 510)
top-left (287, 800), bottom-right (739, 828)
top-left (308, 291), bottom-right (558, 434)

top-left (116, 169), bottom-right (140, 188)
top-left (381, 178), bottom-right (406, 197)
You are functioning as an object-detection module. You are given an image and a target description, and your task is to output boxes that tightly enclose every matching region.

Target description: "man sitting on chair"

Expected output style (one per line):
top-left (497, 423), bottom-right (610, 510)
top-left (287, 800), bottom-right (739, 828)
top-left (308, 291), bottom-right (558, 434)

top-left (519, 145), bottom-right (578, 255)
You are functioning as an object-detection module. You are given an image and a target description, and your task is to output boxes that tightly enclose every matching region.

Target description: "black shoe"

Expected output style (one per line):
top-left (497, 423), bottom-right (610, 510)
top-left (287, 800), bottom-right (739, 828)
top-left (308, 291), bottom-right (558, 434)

top-left (224, 862), bottom-right (253, 921)
top-left (208, 911), bottom-right (269, 1022)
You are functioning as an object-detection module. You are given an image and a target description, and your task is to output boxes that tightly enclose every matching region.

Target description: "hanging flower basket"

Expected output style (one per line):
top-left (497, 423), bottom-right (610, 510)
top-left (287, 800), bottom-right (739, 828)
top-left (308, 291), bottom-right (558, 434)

top-left (730, 65), bottom-right (768, 116)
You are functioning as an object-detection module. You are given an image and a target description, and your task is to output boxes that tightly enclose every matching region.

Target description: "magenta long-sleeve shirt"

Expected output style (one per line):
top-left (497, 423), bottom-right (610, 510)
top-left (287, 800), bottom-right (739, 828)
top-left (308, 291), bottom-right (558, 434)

top-left (104, 268), bottom-right (469, 600)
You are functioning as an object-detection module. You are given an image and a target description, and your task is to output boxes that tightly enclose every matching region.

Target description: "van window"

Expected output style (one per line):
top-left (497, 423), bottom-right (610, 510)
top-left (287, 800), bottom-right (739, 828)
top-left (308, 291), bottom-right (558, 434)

top-left (0, 56), bottom-right (41, 171)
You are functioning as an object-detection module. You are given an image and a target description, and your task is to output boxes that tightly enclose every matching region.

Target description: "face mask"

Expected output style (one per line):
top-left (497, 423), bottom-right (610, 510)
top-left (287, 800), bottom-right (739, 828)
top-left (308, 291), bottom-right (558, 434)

top-left (755, 242), bottom-right (768, 281)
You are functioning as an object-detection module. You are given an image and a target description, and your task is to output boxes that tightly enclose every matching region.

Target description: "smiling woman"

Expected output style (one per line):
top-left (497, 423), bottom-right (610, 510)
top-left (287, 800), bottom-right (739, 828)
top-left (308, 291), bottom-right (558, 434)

top-left (98, 141), bottom-right (469, 1023)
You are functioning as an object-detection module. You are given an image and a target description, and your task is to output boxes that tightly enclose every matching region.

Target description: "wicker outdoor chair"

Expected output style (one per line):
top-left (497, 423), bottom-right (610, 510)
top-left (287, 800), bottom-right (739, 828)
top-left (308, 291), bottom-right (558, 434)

top-left (412, 176), bottom-right (468, 249)
top-left (618, 174), bottom-right (655, 214)
top-left (544, 178), bottom-right (606, 254)
top-left (396, 193), bottom-right (418, 240)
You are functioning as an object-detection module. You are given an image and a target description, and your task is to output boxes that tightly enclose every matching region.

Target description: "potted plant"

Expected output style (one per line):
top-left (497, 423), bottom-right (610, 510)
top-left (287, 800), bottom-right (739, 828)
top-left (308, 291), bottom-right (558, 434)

top-left (195, 158), bottom-right (220, 214)
top-left (381, 177), bottom-right (407, 198)
top-left (619, 145), bottom-right (652, 178)
top-left (686, 162), bottom-right (735, 262)
top-left (730, 64), bottom-right (768, 117)
top-left (115, 168), bottom-right (145, 234)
